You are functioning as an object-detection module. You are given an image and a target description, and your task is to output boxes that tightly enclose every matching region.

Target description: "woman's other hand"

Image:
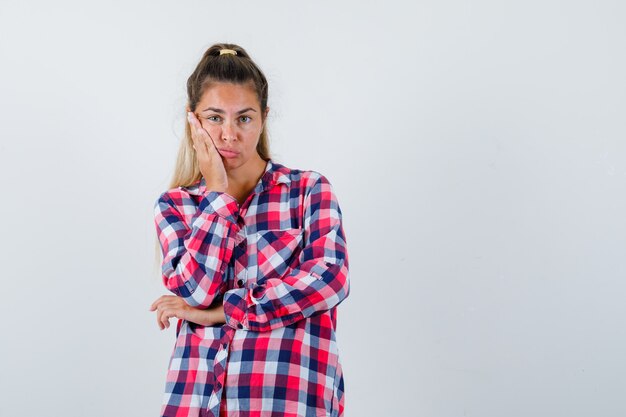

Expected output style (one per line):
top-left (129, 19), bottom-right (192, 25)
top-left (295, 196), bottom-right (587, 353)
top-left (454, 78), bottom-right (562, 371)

top-left (149, 295), bottom-right (227, 330)
top-left (187, 110), bottom-right (228, 193)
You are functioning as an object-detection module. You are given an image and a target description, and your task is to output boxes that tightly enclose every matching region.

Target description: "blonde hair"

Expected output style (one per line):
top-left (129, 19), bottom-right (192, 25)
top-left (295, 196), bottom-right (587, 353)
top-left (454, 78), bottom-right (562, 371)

top-left (153, 42), bottom-right (273, 276)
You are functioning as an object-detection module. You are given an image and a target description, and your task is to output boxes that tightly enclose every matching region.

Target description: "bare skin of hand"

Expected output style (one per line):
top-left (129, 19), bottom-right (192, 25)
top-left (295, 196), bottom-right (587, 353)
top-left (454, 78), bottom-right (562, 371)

top-left (149, 295), bottom-right (227, 330)
top-left (186, 110), bottom-right (229, 193)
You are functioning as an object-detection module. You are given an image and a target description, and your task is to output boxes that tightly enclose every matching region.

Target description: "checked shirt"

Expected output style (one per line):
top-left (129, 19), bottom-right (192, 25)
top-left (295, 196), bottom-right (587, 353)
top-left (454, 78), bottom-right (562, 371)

top-left (153, 159), bottom-right (350, 417)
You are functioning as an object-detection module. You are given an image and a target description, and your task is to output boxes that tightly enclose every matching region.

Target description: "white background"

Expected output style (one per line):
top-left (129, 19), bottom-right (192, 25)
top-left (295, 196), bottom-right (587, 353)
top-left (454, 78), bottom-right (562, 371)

top-left (1, 1), bottom-right (625, 416)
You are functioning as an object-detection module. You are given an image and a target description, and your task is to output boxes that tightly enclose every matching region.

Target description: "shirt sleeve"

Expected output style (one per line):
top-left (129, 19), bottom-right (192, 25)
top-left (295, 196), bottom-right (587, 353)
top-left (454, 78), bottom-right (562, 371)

top-left (222, 174), bottom-right (350, 332)
top-left (153, 190), bottom-right (241, 309)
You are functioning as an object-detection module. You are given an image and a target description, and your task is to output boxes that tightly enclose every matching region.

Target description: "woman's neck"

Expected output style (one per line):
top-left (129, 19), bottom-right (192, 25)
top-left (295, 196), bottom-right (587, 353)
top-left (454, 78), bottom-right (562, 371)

top-left (226, 156), bottom-right (268, 204)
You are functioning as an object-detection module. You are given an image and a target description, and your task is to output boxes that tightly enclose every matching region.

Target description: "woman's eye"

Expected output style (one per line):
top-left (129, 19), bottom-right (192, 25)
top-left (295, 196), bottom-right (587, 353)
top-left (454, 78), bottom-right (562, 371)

top-left (240, 116), bottom-right (251, 123)
top-left (207, 116), bottom-right (221, 122)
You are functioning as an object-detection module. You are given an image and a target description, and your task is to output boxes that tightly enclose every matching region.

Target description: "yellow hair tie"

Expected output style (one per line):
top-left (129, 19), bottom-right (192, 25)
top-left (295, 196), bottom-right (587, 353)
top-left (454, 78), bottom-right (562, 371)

top-left (219, 49), bottom-right (237, 56)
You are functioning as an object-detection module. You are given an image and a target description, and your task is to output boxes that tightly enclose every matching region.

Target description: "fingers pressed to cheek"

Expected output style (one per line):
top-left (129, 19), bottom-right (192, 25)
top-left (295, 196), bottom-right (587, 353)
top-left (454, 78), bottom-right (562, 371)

top-left (193, 117), bottom-right (203, 133)
top-left (203, 130), bottom-right (215, 147)
top-left (188, 120), bottom-right (198, 137)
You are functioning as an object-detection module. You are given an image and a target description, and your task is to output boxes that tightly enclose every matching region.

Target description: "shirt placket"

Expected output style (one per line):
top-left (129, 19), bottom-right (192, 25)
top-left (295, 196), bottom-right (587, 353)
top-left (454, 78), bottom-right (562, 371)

top-left (233, 222), bottom-right (249, 292)
top-left (207, 326), bottom-right (236, 416)
top-left (205, 182), bottom-right (272, 416)
top-left (207, 208), bottom-right (251, 416)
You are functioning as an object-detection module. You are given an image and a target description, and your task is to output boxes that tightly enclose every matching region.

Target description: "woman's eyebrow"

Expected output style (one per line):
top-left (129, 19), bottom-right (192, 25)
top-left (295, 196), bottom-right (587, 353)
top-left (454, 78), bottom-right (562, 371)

top-left (201, 107), bottom-right (257, 114)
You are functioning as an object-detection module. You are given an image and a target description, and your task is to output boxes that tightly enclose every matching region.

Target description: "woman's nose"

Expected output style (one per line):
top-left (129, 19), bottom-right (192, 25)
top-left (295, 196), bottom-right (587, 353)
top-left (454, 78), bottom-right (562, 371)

top-left (221, 122), bottom-right (237, 141)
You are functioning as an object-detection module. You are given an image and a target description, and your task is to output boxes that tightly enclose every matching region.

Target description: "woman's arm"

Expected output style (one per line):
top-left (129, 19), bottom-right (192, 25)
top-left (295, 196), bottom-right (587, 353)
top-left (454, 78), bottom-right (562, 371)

top-left (221, 173), bottom-right (350, 332)
top-left (149, 295), bottom-right (227, 329)
top-left (154, 190), bottom-right (241, 309)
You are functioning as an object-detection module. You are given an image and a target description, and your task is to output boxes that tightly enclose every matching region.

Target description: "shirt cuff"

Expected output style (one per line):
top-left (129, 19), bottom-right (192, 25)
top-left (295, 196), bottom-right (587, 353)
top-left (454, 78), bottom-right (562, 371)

top-left (223, 287), bottom-right (250, 330)
top-left (198, 191), bottom-right (240, 223)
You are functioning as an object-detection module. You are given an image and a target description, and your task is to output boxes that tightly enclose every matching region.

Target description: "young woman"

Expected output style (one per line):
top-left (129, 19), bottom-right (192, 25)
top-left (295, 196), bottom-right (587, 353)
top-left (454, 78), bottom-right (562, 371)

top-left (149, 43), bottom-right (350, 417)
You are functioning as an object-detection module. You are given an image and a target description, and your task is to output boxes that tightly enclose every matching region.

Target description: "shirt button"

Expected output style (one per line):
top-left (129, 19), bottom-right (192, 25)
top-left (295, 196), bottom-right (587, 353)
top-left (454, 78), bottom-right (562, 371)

top-left (216, 382), bottom-right (222, 389)
top-left (237, 278), bottom-right (245, 287)
top-left (222, 343), bottom-right (228, 349)
top-left (237, 323), bottom-right (243, 329)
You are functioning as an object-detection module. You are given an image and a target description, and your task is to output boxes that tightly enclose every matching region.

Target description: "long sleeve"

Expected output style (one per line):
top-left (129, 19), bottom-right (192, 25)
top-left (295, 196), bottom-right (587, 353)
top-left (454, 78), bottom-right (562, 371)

top-left (222, 173), bottom-right (350, 332)
top-left (153, 190), bottom-right (241, 309)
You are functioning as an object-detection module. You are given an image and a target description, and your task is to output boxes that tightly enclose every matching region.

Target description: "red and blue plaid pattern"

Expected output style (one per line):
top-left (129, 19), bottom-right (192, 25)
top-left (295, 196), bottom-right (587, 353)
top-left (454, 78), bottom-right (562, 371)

top-left (153, 159), bottom-right (350, 417)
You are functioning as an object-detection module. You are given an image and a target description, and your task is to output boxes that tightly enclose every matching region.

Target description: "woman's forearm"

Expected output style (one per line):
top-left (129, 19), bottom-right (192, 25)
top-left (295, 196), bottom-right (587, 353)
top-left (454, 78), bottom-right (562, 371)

top-left (185, 303), bottom-right (226, 326)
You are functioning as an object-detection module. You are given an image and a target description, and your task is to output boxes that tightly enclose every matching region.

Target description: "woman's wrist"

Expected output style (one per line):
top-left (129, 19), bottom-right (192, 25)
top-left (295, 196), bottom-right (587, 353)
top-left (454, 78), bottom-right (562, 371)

top-left (186, 306), bottom-right (214, 326)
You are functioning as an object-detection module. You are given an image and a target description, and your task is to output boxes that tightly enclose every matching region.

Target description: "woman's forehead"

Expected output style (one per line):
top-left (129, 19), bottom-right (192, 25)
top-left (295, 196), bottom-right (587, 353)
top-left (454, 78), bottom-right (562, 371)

top-left (198, 82), bottom-right (260, 110)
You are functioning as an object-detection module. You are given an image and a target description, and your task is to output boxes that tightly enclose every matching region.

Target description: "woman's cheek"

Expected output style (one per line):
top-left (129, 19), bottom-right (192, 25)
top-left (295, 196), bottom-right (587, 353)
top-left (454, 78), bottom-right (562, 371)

top-left (202, 124), bottom-right (220, 141)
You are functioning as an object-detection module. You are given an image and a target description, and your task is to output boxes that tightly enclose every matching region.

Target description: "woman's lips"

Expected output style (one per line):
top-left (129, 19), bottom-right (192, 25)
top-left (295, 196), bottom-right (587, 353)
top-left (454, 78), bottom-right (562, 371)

top-left (218, 149), bottom-right (239, 158)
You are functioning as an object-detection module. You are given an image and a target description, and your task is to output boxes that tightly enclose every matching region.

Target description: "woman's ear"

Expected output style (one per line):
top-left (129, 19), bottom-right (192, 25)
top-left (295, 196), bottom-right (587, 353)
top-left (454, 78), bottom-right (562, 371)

top-left (262, 106), bottom-right (270, 126)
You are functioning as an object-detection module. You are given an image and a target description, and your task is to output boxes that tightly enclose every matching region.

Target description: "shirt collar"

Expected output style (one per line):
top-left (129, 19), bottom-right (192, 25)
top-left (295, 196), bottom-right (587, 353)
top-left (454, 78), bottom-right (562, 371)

top-left (184, 159), bottom-right (291, 196)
